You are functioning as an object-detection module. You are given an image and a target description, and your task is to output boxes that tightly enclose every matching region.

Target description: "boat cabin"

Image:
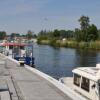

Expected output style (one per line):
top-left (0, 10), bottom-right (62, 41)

top-left (13, 44), bottom-right (34, 67)
top-left (72, 64), bottom-right (100, 100)
top-left (0, 42), bottom-right (34, 67)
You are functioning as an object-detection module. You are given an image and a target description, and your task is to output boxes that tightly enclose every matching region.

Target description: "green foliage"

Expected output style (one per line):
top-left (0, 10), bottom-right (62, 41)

top-left (78, 15), bottom-right (90, 30)
top-left (78, 42), bottom-right (88, 49)
top-left (21, 34), bottom-right (26, 37)
top-left (49, 38), bottom-right (57, 46)
top-left (26, 30), bottom-right (33, 39)
top-left (37, 15), bottom-right (100, 50)
top-left (0, 31), bottom-right (7, 40)
top-left (60, 30), bottom-right (74, 38)
top-left (11, 33), bottom-right (20, 39)
top-left (75, 16), bottom-right (98, 42)
top-left (33, 34), bottom-right (37, 38)
top-left (37, 30), bottom-right (49, 43)
top-left (37, 29), bottom-right (74, 40)
top-left (98, 30), bottom-right (100, 39)
top-left (74, 28), bottom-right (82, 41)
top-left (86, 24), bottom-right (98, 41)
top-left (66, 41), bottom-right (78, 48)
top-left (53, 29), bottom-right (60, 37)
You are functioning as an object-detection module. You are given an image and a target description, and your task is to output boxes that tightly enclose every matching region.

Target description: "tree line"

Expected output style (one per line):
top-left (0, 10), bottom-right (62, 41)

top-left (0, 15), bottom-right (100, 41)
top-left (10, 30), bottom-right (37, 40)
top-left (38, 29), bottom-right (74, 40)
top-left (37, 15), bottom-right (100, 42)
top-left (0, 30), bottom-right (37, 40)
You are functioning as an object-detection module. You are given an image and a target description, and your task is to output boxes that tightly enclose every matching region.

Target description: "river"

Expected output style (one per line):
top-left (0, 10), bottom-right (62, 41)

top-left (33, 43), bottom-right (100, 79)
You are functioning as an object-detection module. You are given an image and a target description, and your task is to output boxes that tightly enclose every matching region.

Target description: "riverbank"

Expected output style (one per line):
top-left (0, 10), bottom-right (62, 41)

top-left (37, 39), bottom-right (100, 50)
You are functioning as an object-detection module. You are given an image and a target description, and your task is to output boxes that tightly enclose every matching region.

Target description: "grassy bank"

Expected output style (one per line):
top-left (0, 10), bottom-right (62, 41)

top-left (37, 39), bottom-right (100, 50)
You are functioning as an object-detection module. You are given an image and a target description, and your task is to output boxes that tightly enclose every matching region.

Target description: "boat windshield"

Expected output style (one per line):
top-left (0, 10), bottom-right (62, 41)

top-left (25, 45), bottom-right (33, 57)
top-left (0, 46), bottom-right (5, 53)
top-left (13, 46), bottom-right (20, 57)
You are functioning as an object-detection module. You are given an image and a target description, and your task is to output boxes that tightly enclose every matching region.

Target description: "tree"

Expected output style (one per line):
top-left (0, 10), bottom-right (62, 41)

top-left (59, 30), bottom-right (74, 39)
top-left (98, 30), bottom-right (100, 39)
top-left (86, 24), bottom-right (98, 41)
top-left (78, 15), bottom-right (90, 30)
top-left (33, 34), bottom-right (37, 38)
top-left (77, 15), bottom-right (99, 41)
top-left (74, 28), bottom-right (83, 41)
top-left (10, 33), bottom-right (20, 40)
top-left (0, 31), bottom-right (7, 40)
top-left (38, 30), bottom-right (47, 36)
top-left (26, 30), bottom-right (33, 39)
top-left (53, 29), bottom-right (60, 37)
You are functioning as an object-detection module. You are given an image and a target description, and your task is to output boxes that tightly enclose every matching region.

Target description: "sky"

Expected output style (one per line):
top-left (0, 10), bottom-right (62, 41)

top-left (0, 0), bottom-right (100, 34)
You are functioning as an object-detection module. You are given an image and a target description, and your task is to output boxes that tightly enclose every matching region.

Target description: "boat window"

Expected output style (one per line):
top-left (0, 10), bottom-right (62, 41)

top-left (98, 83), bottom-right (100, 93)
top-left (74, 74), bottom-right (81, 87)
top-left (81, 77), bottom-right (89, 92)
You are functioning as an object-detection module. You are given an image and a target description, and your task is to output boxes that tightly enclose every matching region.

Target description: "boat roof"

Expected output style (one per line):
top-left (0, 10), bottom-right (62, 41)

top-left (72, 64), bottom-right (100, 82)
top-left (0, 42), bottom-right (27, 46)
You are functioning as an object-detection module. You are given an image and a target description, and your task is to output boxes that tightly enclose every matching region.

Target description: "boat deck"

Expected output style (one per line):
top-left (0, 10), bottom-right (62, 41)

top-left (60, 77), bottom-right (73, 90)
top-left (0, 54), bottom-right (73, 100)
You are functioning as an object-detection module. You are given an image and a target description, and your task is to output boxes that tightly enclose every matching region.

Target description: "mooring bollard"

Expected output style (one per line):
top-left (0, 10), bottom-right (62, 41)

top-left (18, 58), bottom-right (25, 67)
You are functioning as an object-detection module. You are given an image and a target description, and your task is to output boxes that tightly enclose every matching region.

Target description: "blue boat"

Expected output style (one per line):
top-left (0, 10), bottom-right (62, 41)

top-left (12, 43), bottom-right (35, 67)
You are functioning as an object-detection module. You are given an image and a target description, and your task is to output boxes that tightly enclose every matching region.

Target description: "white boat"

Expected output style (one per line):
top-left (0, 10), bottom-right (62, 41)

top-left (59, 64), bottom-right (100, 100)
top-left (0, 42), bottom-right (35, 66)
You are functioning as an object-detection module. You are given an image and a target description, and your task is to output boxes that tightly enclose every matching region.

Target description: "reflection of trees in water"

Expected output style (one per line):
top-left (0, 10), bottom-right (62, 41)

top-left (75, 49), bottom-right (99, 67)
top-left (33, 44), bottom-right (100, 79)
top-left (49, 47), bottom-right (62, 79)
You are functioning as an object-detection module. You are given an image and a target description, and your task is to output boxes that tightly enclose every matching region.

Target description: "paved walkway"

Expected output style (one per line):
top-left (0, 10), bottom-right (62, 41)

top-left (0, 55), bottom-right (72, 100)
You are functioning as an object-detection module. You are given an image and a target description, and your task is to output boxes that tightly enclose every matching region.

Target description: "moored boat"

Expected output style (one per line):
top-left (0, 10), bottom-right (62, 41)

top-left (59, 64), bottom-right (100, 100)
top-left (0, 41), bottom-right (35, 67)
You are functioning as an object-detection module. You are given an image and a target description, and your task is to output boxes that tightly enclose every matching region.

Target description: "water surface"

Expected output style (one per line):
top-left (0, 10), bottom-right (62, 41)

top-left (33, 44), bottom-right (100, 79)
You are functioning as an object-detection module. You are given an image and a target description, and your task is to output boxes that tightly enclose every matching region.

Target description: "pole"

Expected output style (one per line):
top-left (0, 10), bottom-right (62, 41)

top-left (31, 44), bottom-right (34, 67)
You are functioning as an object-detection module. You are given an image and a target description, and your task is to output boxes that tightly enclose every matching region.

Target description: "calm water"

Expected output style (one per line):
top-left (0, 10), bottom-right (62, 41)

top-left (33, 43), bottom-right (100, 79)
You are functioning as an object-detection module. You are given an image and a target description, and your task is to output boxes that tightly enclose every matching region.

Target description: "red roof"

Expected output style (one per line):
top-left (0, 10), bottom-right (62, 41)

top-left (0, 42), bottom-right (27, 46)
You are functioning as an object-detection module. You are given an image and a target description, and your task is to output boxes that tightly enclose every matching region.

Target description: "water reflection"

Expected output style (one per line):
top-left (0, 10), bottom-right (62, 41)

top-left (75, 49), bottom-right (100, 67)
top-left (33, 44), bottom-right (100, 79)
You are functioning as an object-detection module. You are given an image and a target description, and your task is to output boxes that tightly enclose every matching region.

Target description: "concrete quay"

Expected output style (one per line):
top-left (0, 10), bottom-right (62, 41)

top-left (0, 54), bottom-right (86, 100)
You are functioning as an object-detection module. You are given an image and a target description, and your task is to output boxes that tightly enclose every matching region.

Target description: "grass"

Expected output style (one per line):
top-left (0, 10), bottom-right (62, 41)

top-left (37, 39), bottom-right (100, 50)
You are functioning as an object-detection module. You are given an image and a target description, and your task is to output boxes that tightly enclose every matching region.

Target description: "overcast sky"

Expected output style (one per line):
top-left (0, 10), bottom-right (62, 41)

top-left (0, 0), bottom-right (100, 34)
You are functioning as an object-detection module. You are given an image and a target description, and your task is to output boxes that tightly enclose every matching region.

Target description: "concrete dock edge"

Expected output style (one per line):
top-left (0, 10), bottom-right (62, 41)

top-left (5, 54), bottom-right (86, 100)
